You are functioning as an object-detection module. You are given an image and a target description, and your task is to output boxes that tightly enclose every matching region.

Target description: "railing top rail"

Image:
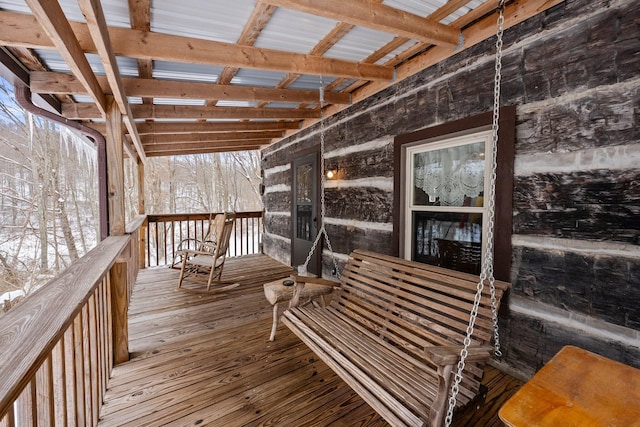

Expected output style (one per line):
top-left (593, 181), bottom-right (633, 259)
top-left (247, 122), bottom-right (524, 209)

top-left (146, 211), bottom-right (263, 222)
top-left (126, 214), bottom-right (148, 234)
top-left (0, 235), bottom-right (130, 417)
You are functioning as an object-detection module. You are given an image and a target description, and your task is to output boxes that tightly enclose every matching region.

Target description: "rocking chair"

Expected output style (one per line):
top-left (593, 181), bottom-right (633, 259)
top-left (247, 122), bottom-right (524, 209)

top-left (176, 212), bottom-right (237, 292)
top-left (171, 213), bottom-right (228, 269)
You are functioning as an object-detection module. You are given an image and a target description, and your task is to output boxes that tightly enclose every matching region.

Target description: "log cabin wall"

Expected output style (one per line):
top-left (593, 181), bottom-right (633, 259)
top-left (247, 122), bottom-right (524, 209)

top-left (261, 0), bottom-right (640, 377)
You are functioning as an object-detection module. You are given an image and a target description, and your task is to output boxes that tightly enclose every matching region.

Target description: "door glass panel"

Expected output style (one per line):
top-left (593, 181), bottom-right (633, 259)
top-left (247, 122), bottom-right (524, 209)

top-left (296, 163), bottom-right (312, 203)
top-left (296, 205), bottom-right (312, 241)
top-left (296, 162), bottom-right (313, 241)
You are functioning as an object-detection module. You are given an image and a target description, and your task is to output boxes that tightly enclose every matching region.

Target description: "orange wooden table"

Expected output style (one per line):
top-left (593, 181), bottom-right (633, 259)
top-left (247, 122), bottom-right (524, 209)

top-left (499, 345), bottom-right (640, 427)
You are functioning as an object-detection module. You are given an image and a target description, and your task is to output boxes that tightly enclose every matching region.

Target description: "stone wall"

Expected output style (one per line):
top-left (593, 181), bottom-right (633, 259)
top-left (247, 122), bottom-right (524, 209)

top-left (261, 0), bottom-right (640, 376)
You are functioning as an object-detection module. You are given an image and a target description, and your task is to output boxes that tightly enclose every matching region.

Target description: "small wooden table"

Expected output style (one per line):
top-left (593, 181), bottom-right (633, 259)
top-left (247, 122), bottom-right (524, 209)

top-left (263, 278), bottom-right (333, 341)
top-left (499, 345), bottom-right (640, 427)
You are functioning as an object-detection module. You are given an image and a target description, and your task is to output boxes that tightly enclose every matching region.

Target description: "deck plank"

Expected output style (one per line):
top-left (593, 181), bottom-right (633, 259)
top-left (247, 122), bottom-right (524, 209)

top-left (98, 254), bottom-right (522, 426)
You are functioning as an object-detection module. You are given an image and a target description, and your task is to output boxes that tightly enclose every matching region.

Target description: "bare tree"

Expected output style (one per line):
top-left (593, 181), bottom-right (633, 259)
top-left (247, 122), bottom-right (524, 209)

top-left (0, 78), bottom-right (98, 309)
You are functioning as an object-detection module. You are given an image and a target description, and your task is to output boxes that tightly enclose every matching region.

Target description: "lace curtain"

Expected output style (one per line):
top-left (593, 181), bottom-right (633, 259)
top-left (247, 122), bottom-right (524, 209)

top-left (413, 141), bottom-right (485, 206)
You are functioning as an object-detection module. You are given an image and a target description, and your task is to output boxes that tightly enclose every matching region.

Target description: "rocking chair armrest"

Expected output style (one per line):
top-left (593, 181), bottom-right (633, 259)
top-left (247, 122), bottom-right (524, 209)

top-left (425, 345), bottom-right (493, 367)
top-left (181, 249), bottom-right (213, 257)
top-left (176, 238), bottom-right (201, 250)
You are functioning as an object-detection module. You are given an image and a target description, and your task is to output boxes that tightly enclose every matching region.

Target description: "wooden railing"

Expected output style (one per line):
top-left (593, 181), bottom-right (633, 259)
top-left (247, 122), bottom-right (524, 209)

top-left (145, 211), bottom-right (263, 267)
top-left (0, 217), bottom-right (145, 426)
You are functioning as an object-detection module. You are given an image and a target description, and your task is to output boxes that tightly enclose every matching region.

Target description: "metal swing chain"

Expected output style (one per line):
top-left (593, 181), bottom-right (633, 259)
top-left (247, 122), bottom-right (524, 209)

top-left (302, 77), bottom-right (341, 279)
top-left (444, 1), bottom-right (505, 426)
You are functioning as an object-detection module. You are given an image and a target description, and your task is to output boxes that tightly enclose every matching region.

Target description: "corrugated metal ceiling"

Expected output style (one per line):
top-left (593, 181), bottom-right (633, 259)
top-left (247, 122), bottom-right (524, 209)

top-left (0, 0), bottom-right (521, 157)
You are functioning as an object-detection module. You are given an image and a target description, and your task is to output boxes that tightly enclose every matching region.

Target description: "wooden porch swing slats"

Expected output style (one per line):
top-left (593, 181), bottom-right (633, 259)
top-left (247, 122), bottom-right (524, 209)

top-left (283, 250), bottom-right (511, 427)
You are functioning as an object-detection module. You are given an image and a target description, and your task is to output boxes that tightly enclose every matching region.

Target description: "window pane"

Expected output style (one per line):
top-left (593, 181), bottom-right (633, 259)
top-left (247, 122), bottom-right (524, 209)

top-left (412, 211), bottom-right (482, 275)
top-left (413, 141), bottom-right (486, 207)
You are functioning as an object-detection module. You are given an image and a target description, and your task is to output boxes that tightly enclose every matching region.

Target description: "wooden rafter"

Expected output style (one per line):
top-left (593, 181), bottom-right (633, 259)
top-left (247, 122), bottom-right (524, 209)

top-left (257, 21), bottom-right (355, 110)
top-left (0, 11), bottom-right (393, 81)
top-left (211, 2), bottom-right (277, 107)
top-left (262, 0), bottom-right (461, 47)
top-left (29, 72), bottom-right (351, 105)
top-left (22, 0), bottom-right (107, 114)
top-left (78, 0), bottom-right (146, 163)
top-left (127, 0), bottom-right (152, 104)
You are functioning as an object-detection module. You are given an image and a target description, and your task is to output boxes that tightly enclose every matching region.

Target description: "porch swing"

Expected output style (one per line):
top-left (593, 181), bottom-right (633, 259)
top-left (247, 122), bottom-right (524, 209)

top-left (284, 2), bottom-right (510, 426)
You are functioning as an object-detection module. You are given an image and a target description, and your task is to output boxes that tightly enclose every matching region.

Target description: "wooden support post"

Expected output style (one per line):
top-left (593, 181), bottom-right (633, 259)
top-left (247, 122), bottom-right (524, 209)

top-left (106, 95), bottom-right (125, 237)
top-left (110, 262), bottom-right (129, 364)
top-left (138, 159), bottom-right (146, 270)
top-left (137, 158), bottom-right (145, 215)
top-left (105, 95), bottom-right (129, 363)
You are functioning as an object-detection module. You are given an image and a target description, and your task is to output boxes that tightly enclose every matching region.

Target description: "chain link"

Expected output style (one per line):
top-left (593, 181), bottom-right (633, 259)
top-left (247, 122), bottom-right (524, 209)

top-left (443, 1), bottom-right (505, 425)
top-left (302, 77), bottom-right (341, 279)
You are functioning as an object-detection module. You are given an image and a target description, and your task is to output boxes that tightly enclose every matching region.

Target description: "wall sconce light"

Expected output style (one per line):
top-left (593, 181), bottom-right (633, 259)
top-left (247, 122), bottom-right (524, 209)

top-left (326, 167), bottom-right (338, 179)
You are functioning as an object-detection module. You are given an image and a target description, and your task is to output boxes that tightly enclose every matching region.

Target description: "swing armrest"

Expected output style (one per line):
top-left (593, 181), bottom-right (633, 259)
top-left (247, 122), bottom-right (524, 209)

top-left (291, 275), bottom-right (341, 287)
top-left (425, 345), bottom-right (493, 366)
top-left (289, 275), bottom-right (340, 308)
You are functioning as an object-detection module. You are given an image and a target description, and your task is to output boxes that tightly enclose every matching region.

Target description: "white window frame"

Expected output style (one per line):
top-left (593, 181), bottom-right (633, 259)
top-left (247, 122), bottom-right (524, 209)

top-left (403, 129), bottom-right (494, 267)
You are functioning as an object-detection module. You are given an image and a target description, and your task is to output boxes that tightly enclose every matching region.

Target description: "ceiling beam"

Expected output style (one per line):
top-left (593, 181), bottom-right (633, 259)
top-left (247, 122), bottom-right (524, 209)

top-left (62, 103), bottom-right (322, 120)
top-left (29, 71), bottom-right (351, 104)
top-left (78, 0), bottom-right (146, 163)
top-left (87, 120), bottom-right (300, 135)
top-left (22, 0), bottom-right (107, 115)
top-left (142, 139), bottom-right (270, 150)
top-left (144, 144), bottom-right (264, 157)
top-left (139, 130), bottom-right (284, 144)
top-left (262, 0), bottom-right (460, 47)
top-left (0, 11), bottom-right (393, 81)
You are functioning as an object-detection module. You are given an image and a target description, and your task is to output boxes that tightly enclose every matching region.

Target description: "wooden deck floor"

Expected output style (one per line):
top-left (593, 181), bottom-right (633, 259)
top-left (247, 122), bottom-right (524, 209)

top-left (98, 254), bottom-right (522, 426)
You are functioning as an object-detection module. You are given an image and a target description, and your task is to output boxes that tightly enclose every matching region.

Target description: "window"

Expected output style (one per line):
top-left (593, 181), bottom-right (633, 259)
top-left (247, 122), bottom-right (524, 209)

top-left (393, 107), bottom-right (515, 281)
top-left (405, 130), bottom-right (493, 275)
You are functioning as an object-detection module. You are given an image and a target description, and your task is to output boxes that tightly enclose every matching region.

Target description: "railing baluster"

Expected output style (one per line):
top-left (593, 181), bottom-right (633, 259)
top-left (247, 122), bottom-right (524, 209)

top-left (87, 294), bottom-right (99, 426)
top-left (51, 339), bottom-right (67, 426)
top-left (73, 313), bottom-right (85, 427)
top-left (16, 379), bottom-right (36, 427)
top-left (63, 327), bottom-right (77, 427)
top-left (95, 288), bottom-right (104, 407)
top-left (153, 222), bottom-right (159, 267)
top-left (81, 305), bottom-right (92, 427)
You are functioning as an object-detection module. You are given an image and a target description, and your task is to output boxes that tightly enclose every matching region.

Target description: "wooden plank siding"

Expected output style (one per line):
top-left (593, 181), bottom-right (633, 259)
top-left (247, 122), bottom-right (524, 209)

top-left (96, 254), bottom-right (522, 426)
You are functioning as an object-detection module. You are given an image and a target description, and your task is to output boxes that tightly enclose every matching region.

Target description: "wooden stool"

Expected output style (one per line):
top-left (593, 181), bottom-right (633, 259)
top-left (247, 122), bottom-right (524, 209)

top-left (263, 278), bottom-right (333, 341)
